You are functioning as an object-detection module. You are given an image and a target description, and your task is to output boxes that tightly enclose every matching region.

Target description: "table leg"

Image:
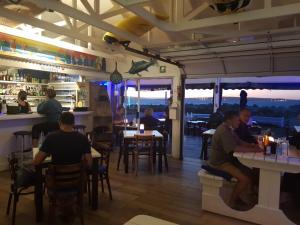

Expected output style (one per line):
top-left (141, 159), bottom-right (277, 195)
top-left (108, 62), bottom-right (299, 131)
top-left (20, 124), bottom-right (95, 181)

top-left (258, 169), bottom-right (281, 208)
top-left (35, 165), bottom-right (43, 222)
top-left (124, 139), bottom-right (129, 173)
top-left (201, 135), bottom-right (208, 160)
top-left (158, 139), bottom-right (163, 173)
top-left (91, 158), bottom-right (99, 210)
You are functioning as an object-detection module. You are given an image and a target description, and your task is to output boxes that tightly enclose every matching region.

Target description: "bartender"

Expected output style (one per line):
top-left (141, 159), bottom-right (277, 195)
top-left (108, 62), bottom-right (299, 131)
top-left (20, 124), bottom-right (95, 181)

top-left (32, 89), bottom-right (62, 147)
top-left (17, 90), bottom-right (31, 113)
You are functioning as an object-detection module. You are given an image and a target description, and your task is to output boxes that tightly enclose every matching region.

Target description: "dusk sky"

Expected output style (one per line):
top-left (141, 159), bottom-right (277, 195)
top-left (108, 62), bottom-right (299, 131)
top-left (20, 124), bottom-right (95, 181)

top-left (126, 88), bottom-right (300, 100)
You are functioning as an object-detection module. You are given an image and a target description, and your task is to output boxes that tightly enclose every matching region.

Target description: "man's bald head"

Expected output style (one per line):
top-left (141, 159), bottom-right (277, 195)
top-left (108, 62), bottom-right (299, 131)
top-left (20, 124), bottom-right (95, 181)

top-left (239, 108), bottom-right (251, 124)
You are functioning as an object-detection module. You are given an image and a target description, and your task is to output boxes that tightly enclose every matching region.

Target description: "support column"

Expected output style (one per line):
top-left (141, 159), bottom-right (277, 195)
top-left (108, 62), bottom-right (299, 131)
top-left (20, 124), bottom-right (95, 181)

top-left (171, 71), bottom-right (182, 159)
top-left (137, 79), bottom-right (141, 129)
top-left (179, 74), bottom-right (186, 160)
top-left (213, 78), bottom-right (221, 112)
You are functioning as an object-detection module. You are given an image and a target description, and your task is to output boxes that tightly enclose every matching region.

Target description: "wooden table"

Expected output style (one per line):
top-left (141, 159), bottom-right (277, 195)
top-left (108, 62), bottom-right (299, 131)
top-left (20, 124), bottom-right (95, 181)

top-left (201, 129), bottom-right (215, 160)
top-left (186, 120), bottom-right (207, 136)
top-left (122, 130), bottom-right (164, 173)
top-left (233, 149), bottom-right (300, 225)
top-left (33, 147), bottom-right (101, 222)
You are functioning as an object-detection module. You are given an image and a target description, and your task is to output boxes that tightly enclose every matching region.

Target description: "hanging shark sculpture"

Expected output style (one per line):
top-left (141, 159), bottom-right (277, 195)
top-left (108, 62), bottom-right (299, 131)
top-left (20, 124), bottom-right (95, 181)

top-left (127, 58), bottom-right (157, 76)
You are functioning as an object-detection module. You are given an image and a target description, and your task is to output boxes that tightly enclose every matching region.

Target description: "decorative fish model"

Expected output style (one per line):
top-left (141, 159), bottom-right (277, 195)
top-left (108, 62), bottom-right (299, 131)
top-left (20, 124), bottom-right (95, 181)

top-left (128, 58), bottom-right (157, 76)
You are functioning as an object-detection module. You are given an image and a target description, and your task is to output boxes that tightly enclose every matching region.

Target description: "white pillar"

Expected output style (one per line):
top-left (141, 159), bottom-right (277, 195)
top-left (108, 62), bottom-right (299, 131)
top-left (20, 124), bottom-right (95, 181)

top-left (137, 79), bottom-right (141, 129)
top-left (171, 71), bottom-right (181, 159)
top-left (213, 77), bottom-right (221, 112)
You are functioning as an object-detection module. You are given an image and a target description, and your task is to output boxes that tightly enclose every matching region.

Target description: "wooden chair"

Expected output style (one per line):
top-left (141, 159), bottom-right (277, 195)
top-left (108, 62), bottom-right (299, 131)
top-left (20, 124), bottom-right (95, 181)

top-left (117, 130), bottom-right (136, 171)
top-left (46, 163), bottom-right (85, 225)
top-left (87, 131), bottom-right (113, 201)
top-left (6, 152), bottom-right (35, 225)
top-left (133, 134), bottom-right (155, 176)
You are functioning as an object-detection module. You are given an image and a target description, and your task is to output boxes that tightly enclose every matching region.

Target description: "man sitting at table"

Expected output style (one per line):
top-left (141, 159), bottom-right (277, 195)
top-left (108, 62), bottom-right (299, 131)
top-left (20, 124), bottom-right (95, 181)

top-left (235, 108), bottom-right (257, 144)
top-left (209, 111), bottom-right (262, 209)
top-left (33, 112), bottom-right (92, 167)
top-left (140, 108), bottom-right (159, 130)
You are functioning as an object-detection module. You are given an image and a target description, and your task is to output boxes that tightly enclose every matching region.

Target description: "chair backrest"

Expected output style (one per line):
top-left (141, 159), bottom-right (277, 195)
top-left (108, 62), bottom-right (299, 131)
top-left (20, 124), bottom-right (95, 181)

top-left (134, 134), bottom-right (155, 151)
top-left (46, 163), bottom-right (84, 191)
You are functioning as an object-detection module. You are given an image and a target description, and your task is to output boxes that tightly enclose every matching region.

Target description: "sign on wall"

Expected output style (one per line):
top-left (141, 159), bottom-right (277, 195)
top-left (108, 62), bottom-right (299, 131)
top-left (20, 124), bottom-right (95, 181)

top-left (0, 32), bottom-right (103, 70)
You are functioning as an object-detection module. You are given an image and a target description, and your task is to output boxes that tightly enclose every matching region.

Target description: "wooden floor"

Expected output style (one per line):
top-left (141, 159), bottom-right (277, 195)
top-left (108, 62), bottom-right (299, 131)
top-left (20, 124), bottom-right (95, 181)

top-left (0, 152), bottom-right (298, 225)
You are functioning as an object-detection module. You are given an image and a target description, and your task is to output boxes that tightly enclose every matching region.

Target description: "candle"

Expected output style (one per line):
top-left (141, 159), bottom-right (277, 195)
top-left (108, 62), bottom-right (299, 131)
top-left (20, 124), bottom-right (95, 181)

top-left (140, 124), bottom-right (144, 134)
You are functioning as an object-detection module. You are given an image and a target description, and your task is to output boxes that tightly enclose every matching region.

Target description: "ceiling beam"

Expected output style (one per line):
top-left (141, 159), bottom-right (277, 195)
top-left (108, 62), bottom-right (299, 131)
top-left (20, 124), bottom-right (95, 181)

top-left (0, 7), bottom-right (113, 55)
top-left (99, 6), bottom-right (128, 20)
top-left (80, 0), bottom-right (96, 15)
top-left (184, 2), bottom-right (209, 21)
top-left (176, 2), bottom-right (300, 32)
top-left (112, 1), bottom-right (300, 33)
top-left (26, 0), bottom-right (145, 45)
top-left (114, 0), bottom-right (152, 7)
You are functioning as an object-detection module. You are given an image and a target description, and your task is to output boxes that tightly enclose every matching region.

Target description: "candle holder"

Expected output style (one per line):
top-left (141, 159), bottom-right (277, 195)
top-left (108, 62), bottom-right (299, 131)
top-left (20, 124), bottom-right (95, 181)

top-left (139, 124), bottom-right (144, 134)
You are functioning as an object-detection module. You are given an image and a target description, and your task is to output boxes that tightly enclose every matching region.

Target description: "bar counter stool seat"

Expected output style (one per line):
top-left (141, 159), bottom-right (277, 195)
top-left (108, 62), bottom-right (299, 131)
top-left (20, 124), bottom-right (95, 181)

top-left (13, 131), bottom-right (32, 157)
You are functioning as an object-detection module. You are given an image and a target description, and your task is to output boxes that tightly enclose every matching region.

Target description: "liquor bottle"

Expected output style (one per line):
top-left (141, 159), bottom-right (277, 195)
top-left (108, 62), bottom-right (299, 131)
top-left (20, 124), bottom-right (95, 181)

top-left (2, 99), bottom-right (7, 114)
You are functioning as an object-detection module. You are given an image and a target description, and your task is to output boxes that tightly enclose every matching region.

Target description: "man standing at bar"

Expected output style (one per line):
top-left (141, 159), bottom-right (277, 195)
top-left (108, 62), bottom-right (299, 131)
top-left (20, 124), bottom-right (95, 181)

top-left (209, 111), bottom-right (262, 209)
top-left (32, 89), bottom-right (62, 147)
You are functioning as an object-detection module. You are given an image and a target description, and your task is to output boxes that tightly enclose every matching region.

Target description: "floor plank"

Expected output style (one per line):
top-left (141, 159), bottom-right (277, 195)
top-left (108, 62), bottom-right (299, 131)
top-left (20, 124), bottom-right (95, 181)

top-left (0, 151), bottom-right (298, 225)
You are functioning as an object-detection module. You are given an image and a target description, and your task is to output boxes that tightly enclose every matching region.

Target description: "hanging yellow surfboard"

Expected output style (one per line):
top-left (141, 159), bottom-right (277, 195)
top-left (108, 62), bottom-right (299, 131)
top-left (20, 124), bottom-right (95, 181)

top-left (103, 1), bottom-right (168, 45)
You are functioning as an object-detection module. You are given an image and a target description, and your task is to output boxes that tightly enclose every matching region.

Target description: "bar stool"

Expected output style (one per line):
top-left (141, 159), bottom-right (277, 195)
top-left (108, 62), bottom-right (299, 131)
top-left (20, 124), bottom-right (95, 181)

top-left (74, 125), bottom-right (86, 134)
top-left (13, 131), bottom-right (32, 167)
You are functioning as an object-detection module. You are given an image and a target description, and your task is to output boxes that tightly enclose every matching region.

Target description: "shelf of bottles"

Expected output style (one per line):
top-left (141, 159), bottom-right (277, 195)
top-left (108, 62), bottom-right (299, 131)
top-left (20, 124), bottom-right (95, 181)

top-left (0, 69), bottom-right (48, 107)
top-left (0, 69), bottom-right (88, 110)
top-left (48, 73), bottom-right (81, 108)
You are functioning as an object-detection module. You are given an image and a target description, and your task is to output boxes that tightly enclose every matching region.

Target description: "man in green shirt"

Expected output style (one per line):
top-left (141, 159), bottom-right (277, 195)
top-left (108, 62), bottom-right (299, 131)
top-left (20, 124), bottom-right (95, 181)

top-left (32, 89), bottom-right (62, 147)
top-left (209, 111), bottom-right (262, 209)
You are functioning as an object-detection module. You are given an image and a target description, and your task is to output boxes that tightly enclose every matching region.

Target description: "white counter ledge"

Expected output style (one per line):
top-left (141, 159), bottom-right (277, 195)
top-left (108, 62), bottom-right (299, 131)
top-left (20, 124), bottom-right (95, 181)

top-left (0, 111), bottom-right (94, 171)
top-left (0, 111), bottom-right (93, 121)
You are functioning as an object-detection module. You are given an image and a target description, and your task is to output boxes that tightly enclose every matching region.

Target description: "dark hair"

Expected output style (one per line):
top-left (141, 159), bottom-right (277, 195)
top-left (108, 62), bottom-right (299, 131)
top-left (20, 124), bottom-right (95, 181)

top-left (46, 89), bottom-right (56, 99)
top-left (224, 110), bottom-right (239, 122)
top-left (59, 112), bottom-right (75, 125)
top-left (18, 90), bottom-right (27, 101)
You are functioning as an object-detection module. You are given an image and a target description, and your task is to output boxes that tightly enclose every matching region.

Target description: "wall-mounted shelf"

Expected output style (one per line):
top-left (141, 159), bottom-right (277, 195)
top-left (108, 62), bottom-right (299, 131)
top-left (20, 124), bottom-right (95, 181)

top-left (0, 81), bottom-right (48, 85)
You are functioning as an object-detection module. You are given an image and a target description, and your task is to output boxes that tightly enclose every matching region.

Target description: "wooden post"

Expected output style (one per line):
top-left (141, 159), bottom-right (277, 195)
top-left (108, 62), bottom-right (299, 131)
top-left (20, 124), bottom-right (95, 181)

top-left (213, 78), bottom-right (221, 112)
top-left (137, 79), bottom-right (141, 129)
top-left (179, 74), bottom-right (186, 160)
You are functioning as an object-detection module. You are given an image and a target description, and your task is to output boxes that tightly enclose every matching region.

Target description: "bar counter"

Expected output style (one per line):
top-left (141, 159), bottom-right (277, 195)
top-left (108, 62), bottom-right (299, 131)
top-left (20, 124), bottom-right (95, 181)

top-left (0, 111), bottom-right (94, 171)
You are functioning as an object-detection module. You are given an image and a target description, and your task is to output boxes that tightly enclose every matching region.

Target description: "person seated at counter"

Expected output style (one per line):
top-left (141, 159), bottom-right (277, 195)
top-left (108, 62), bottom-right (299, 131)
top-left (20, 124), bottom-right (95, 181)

top-left (113, 106), bottom-right (125, 125)
top-left (209, 111), bottom-right (262, 209)
top-left (140, 108), bottom-right (159, 130)
top-left (235, 108), bottom-right (257, 144)
top-left (32, 89), bottom-right (62, 147)
top-left (17, 90), bottom-right (31, 113)
top-left (33, 112), bottom-right (92, 167)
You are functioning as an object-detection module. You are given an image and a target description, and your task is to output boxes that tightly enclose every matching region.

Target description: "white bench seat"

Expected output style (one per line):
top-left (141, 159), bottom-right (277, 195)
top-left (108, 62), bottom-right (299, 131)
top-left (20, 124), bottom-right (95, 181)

top-left (124, 215), bottom-right (178, 225)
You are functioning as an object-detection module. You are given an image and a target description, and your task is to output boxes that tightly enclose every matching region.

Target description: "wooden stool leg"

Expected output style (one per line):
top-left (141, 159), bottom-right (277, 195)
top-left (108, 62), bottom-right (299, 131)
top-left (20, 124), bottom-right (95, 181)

top-left (117, 149), bottom-right (122, 171)
top-left (48, 198), bottom-right (56, 225)
top-left (6, 192), bottom-right (12, 215)
top-left (135, 151), bottom-right (139, 176)
top-left (106, 177), bottom-right (113, 200)
top-left (11, 193), bottom-right (18, 225)
top-left (100, 175), bottom-right (105, 193)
